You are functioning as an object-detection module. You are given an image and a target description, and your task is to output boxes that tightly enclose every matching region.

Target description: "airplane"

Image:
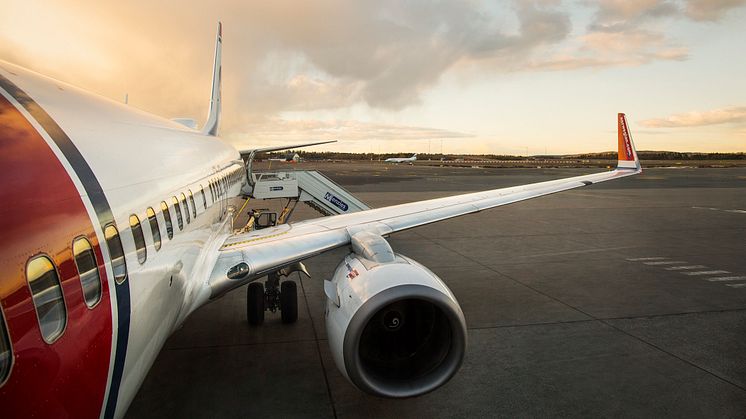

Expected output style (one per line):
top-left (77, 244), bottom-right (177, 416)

top-left (0, 22), bottom-right (641, 418)
top-left (267, 152), bottom-right (300, 163)
top-left (384, 153), bottom-right (417, 163)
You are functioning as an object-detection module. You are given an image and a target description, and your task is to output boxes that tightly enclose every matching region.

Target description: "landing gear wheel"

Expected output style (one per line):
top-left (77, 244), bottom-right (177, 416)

top-left (247, 282), bottom-right (265, 326)
top-left (280, 281), bottom-right (298, 324)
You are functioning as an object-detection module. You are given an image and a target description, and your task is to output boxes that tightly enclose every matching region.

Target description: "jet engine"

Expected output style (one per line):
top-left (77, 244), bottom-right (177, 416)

top-left (324, 232), bottom-right (467, 398)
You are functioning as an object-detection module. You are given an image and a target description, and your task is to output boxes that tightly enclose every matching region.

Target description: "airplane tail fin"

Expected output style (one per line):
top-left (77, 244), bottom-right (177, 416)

top-left (617, 113), bottom-right (641, 171)
top-left (202, 22), bottom-right (222, 136)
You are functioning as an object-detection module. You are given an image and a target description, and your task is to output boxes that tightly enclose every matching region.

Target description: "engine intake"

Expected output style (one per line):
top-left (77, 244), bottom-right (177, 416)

top-left (325, 250), bottom-right (466, 398)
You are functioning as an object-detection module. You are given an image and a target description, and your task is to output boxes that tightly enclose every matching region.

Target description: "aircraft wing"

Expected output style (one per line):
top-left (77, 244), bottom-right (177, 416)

top-left (209, 114), bottom-right (641, 298)
top-left (238, 140), bottom-right (336, 159)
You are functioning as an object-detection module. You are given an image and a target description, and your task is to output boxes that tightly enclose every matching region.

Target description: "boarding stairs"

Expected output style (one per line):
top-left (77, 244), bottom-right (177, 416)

top-left (246, 170), bottom-right (370, 216)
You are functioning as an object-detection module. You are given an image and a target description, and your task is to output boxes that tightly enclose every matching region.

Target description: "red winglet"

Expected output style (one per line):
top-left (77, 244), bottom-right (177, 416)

top-left (617, 113), bottom-right (640, 170)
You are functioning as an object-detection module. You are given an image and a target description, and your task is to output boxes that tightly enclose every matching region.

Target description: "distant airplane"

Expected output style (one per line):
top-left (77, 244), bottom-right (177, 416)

top-left (268, 152), bottom-right (300, 162)
top-left (0, 21), bottom-right (641, 418)
top-left (385, 153), bottom-right (417, 163)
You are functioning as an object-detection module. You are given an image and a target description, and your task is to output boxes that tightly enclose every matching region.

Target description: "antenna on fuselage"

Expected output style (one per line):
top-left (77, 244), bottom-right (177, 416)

top-left (202, 21), bottom-right (222, 136)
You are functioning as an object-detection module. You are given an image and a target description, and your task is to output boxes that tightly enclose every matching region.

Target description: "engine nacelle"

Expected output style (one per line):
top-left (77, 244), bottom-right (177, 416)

top-left (325, 234), bottom-right (467, 398)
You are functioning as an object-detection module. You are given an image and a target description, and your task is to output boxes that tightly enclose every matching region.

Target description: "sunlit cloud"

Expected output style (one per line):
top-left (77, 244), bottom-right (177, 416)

top-left (640, 107), bottom-right (746, 127)
top-left (2, 0), bottom-right (681, 118)
top-left (526, 28), bottom-right (688, 70)
top-left (228, 118), bottom-right (472, 148)
top-left (585, 0), bottom-right (746, 25)
top-left (684, 0), bottom-right (746, 21)
top-left (1, 0), bottom-right (745, 152)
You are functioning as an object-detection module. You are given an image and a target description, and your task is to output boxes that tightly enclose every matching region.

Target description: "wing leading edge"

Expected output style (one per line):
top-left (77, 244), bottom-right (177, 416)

top-left (209, 114), bottom-right (641, 298)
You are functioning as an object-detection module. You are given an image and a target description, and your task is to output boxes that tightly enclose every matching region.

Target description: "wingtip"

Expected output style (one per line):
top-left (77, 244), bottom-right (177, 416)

top-left (617, 113), bottom-right (641, 171)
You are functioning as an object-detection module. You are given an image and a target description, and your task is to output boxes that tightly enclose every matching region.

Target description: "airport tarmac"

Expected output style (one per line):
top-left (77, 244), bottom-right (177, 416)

top-left (127, 163), bottom-right (746, 418)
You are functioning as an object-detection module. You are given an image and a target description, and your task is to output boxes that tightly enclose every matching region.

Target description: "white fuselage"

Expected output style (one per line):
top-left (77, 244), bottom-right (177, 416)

top-left (0, 61), bottom-right (245, 417)
top-left (384, 155), bottom-right (416, 163)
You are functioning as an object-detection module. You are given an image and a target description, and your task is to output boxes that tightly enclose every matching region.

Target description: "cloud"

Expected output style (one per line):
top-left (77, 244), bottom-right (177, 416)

top-left (0, 0), bottom-right (575, 117)
top-left (228, 118), bottom-right (473, 148)
top-left (527, 28), bottom-right (687, 70)
top-left (1, 0), bottom-right (743, 150)
top-left (640, 106), bottom-right (746, 127)
top-left (575, 0), bottom-right (745, 72)
top-left (585, 0), bottom-right (746, 27)
top-left (684, 0), bottom-right (746, 21)
top-left (587, 0), bottom-right (680, 32)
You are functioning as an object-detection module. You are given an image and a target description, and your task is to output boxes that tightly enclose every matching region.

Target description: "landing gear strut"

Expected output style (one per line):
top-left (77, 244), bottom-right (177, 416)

top-left (246, 272), bottom-right (299, 326)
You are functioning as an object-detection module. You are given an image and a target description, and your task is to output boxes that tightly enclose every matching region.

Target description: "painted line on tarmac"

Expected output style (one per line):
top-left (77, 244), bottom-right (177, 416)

top-left (706, 276), bottom-right (746, 282)
top-left (683, 270), bottom-right (730, 276)
top-left (666, 265), bottom-right (706, 270)
top-left (627, 257), bottom-right (744, 290)
top-left (644, 261), bottom-right (686, 265)
top-left (524, 245), bottom-right (636, 258)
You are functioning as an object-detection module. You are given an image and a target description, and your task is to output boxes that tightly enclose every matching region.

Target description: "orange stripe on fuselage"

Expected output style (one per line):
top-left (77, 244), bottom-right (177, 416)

top-left (0, 94), bottom-right (112, 417)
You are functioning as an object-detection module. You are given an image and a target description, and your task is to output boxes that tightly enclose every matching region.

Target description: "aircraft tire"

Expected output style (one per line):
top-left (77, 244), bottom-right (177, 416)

top-left (280, 281), bottom-right (298, 324)
top-left (247, 282), bottom-right (265, 326)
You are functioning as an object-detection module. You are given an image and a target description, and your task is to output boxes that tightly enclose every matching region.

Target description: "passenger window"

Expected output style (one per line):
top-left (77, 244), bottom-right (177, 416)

top-left (146, 207), bottom-right (161, 251)
top-left (180, 193), bottom-right (190, 224)
top-left (73, 237), bottom-right (102, 308)
top-left (104, 225), bottom-right (128, 284)
top-left (172, 197), bottom-right (184, 230)
top-left (26, 256), bottom-right (67, 343)
top-left (0, 306), bottom-right (11, 384)
top-left (200, 185), bottom-right (207, 209)
top-left (188, 190), bottom-right (197, 218)
top-left (130, 215), bottom-right (147, 264)
top-left (160, 201), bottom-right (173, 240)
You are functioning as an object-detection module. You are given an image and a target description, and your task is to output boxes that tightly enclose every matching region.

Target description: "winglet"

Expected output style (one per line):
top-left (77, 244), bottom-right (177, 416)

top-left (202, 22), bottom-right (222, 136)
top-left (617, 113), bottom-right (641, 171)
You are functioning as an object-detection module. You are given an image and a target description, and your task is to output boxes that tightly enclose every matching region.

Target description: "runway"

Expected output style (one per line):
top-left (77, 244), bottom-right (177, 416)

top-left (127, 163), bottom-right (746, 418)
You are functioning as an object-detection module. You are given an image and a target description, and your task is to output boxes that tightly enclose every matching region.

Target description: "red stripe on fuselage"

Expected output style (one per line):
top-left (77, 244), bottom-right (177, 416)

top-left (0, 94), bottom-right (112, 417)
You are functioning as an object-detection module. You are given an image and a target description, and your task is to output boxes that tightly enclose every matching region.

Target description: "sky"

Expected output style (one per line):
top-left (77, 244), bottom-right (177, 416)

top-left (1, 0), bottom-right (745, 155)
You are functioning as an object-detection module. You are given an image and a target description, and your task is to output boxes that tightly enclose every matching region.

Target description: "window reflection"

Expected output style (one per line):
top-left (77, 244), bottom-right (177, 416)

top-left (160, 201), bottom-right (173, 239)
top-left (26, 256), bottom-right (67, 342)
top-left (130, 215), bottom-right (147, 264)
top-left (147, 207), bottom-right (161, 250)
top-left (73, 237), bottom-right (102, 308)
top-left (104, 225), bottom-right (128, 284)
top-left (0, 307), bottom-right (11, 383)
top-left (172, 197), bottom-right (184, 231)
